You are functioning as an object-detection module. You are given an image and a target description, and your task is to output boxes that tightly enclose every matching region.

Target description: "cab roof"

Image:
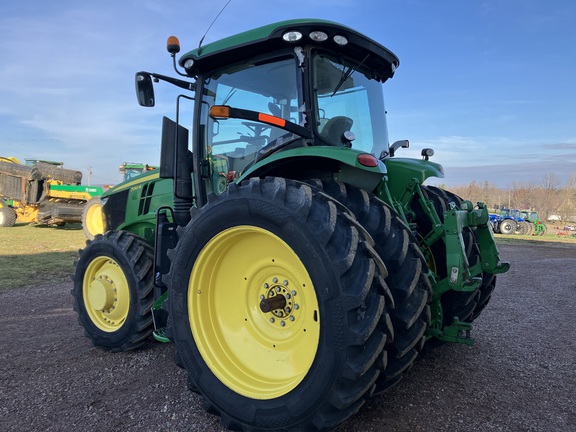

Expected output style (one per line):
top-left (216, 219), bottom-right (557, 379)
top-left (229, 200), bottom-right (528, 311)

top-left (179, 19), bottom-right (400, 82)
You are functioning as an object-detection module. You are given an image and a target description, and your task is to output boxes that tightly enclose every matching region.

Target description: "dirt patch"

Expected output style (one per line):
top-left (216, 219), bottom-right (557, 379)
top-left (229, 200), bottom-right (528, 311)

top-left (1, 242), bottom-right (575, 431)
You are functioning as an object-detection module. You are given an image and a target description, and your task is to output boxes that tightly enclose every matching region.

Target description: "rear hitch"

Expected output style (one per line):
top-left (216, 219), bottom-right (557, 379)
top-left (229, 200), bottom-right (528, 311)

top-left (434, 318), bottom-right (474, 346)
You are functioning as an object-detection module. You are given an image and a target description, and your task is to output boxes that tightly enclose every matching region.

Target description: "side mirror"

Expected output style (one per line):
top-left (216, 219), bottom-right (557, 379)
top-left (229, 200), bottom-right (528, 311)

top-left (389, 139), bottom-right (409, 157)
top-left (135, 72), bottom-right (155, 107)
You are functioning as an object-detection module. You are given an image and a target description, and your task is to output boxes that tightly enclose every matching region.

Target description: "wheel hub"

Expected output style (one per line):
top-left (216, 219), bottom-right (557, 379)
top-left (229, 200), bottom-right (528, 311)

top-left (259, 278), bottom-right (298, 327)
top-left (87, 275), bottom-right (116, 311)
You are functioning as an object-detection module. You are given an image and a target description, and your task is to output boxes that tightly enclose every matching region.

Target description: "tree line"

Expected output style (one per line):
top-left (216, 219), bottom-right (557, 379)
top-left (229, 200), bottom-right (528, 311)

top-left (438, 173), bottom-right (576, 222)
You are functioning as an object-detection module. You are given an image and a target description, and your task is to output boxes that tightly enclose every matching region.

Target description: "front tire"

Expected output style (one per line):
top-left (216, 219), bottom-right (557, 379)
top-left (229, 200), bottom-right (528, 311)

top-left (72, 230), bottom-right (155, 351)
top-left (168, 177), bottom-right (390, 431)
top-left (82, 197), bottom-right (105, 240)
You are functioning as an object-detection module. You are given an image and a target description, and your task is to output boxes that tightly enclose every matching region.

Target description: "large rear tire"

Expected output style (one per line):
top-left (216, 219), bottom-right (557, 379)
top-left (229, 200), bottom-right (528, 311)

top-left (307, 180), bottom-right (430, 393)
top-left (0, 202), bottom-right (17, 227)
top-left (72, 230), bottom-right (155, 351)
top-left (168, 177), bottom-right (391, 431)
top-left (82, 197), bottom-right (105, 240)
top-left (498, 219), bottom-right (516, 235)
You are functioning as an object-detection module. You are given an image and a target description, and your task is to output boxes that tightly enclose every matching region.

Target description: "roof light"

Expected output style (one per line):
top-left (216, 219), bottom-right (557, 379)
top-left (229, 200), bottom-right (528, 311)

top-left (309, 31), bottom-right (328, 42)
top-left (421, 148), bottom-right (434, 161)
top-left (357, 154), bottom-right (378, 167)
top-left (166, 36), bottom-right (180, 55)
top-left (333, 35), bottom-right (348, 46)
top-left (282, 31), bottom-right (303, 42)
top-left (183, 59), bottom-right (194, 69)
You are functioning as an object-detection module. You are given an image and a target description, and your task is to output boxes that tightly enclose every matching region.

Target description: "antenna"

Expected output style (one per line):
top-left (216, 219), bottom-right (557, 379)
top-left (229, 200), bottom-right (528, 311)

top-left (197, 0), bottom-right (233, 54)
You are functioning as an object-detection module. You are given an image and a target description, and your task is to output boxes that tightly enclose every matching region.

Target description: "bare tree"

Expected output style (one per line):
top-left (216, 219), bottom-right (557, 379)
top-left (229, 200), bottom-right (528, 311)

top-left (440, 173), bottom-right (572, 221)
top-left (510, 181), bottom-right (537, 210)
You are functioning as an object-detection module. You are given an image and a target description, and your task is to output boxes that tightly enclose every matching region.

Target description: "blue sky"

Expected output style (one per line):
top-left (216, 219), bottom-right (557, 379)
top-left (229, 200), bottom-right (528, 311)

top-left (1, 0), bottom-right (574, 188)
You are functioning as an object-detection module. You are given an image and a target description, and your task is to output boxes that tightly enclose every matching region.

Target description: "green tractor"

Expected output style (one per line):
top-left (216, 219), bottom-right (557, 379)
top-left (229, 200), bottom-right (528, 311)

top-left (118, 162), bottom-right (158, 181)
top-left (81, 162), bottom-right (158, 240)
top-left (520, 210), bottom-right (547, 236)
top-left (72, 19), bottom-right (509, 431)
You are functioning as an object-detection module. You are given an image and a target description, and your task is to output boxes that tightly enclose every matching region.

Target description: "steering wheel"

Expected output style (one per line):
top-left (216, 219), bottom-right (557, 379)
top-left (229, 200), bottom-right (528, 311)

top-left (242, 121), bottom-right (272, 137)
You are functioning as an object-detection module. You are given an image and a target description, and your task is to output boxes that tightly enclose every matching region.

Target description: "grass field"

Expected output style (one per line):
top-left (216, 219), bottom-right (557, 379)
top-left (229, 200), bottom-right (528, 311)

top-left (0, 222), bottom-right (574, 290)
top-left (0, 223), bottom-right (86, 290)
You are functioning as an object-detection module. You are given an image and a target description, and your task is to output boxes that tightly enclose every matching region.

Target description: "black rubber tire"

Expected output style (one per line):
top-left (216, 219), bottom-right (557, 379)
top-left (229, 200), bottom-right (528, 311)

top-left (72, 230), bottom-right (155, 351)
top-left (498, 219), bottom-right (516, 235)
top-left (489, 220), bottom-right (498, 233)
top-left (412, 186), bottom-right (482, 325)
top-left (0, 202), bottom-right (17, 227)
top-left (469, 273), bottom-right (497, 321)
top-left (516, 221), bottom-right (529, 235)
top-left (82, 196), bottom-right (105, 240)
top-left (167, 177), bottom-right (390, 431)
top-left (307, 180), bottom-right (430, 393)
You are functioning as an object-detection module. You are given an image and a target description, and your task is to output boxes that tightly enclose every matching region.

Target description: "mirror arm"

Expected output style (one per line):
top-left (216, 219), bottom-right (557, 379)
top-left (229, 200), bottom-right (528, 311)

top-left (151, 73), bottom-right (196, 92)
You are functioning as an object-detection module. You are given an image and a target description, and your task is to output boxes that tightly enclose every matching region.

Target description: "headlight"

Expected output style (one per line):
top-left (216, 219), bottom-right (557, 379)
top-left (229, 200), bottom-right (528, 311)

top-left (309, 31), bottom-right (328, 42)
top-left (333, 35), bottom-right (348, 46)
top-left (282, 31), bottom-right (303, 42)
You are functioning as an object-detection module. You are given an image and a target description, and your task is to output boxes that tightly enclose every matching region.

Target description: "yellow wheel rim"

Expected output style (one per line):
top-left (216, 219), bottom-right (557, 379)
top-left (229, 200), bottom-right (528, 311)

top-left (189, 226), bottom-right (320, 399)
top-left (86, 203), bottom-right (105, 236)
top-left (83, 256), bottom-right (130, 332)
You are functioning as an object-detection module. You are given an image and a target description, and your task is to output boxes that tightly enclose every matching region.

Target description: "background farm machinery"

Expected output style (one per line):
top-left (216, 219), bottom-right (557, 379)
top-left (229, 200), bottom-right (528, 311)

top-left (0, 157), bottom-right (102, 228)
top-left (489, 208), bottom-right (547, 236)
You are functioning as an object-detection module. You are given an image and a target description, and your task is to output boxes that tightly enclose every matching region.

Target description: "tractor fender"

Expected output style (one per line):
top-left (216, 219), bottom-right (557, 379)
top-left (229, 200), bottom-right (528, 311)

top-left (383, 157), bottom-right (445, 200)
top-left (238, 146), bottom-right (387, 191)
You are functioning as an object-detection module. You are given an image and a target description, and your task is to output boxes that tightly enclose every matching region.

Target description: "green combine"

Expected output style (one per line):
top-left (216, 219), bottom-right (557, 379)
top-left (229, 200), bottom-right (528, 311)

top-left (72, 19), bottom-right (509, 431)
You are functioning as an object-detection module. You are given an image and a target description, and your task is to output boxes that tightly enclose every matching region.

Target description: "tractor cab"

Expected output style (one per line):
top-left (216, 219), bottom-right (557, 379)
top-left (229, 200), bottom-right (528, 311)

top-left (137, 19), bottom-right (401, 208)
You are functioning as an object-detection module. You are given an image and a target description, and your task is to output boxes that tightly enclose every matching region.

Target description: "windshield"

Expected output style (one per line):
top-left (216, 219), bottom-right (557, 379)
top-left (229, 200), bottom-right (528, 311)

top-left (312, 52), bottom-right (389, 156)
top-left (201, 57), bottom-right (302, 194)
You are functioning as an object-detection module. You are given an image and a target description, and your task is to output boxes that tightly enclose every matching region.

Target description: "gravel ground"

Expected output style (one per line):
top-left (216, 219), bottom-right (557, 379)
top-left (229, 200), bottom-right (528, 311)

top-left (1, 241), bottom-right (575, 431)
